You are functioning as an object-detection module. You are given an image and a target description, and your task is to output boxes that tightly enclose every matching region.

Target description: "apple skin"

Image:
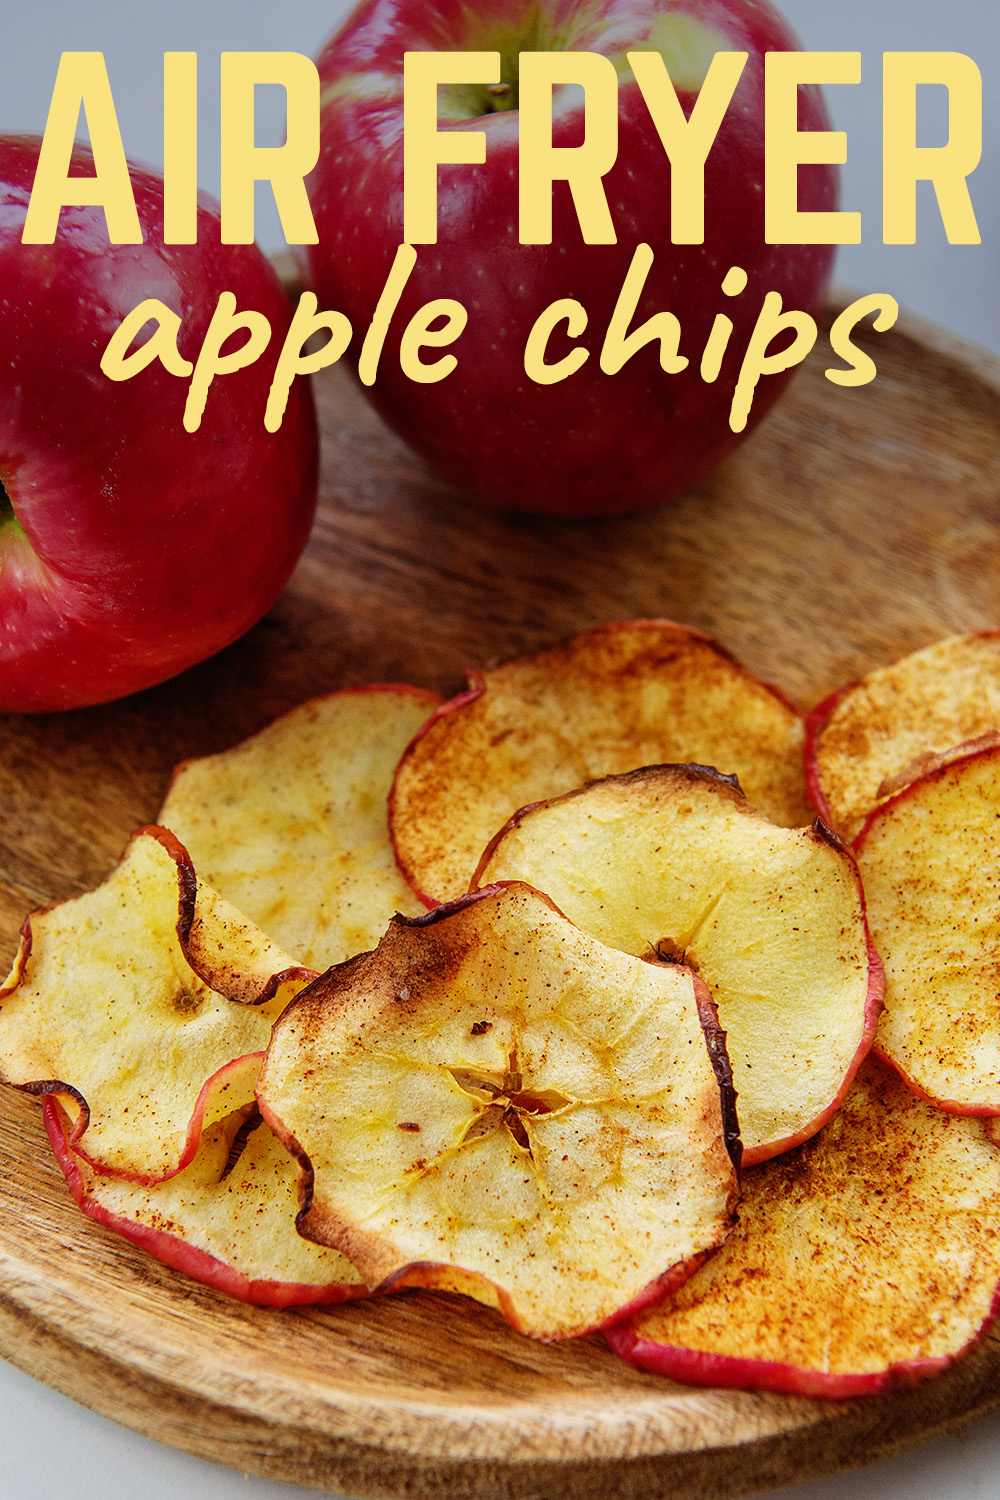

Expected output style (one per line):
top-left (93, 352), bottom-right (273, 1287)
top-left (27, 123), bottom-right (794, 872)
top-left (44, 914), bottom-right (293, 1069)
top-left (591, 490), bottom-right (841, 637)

top-left (306, 0), bottom-right (837, 517)
top-left (0, 136), bottom-right (319, 712)
top-left (43, 1098), bottom-right (367, 1309)
top-left (604, 1319), bottom-right (961, 1399)
top-left (803, 681), bottom-right (857, 831)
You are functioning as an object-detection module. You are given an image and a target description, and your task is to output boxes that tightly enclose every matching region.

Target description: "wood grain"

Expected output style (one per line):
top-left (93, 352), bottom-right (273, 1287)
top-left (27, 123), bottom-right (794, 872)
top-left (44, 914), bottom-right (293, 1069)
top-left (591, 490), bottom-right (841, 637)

top-left (0, 299), bottom-right (998, 1498)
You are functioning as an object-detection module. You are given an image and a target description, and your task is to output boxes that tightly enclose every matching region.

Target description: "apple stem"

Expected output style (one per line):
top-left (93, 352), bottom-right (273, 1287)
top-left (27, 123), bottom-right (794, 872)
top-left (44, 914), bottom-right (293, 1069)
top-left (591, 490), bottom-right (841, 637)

top-left (0, 479), bottom-right (13, 528)
top-left (487, 82), bottom-right (515, 111)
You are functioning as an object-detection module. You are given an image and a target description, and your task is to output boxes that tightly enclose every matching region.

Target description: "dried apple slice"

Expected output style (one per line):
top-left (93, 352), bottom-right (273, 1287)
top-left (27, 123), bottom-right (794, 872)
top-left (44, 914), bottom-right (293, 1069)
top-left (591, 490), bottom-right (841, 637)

top-left (806, 630), bottom-right (1000, 841)
top-left (257, 882), bottom-right (740, 1341)
top-left (45, 1099), bottom-right (365, 1308)
top-left (0, 827), bottom-right (316, 1180)
top-left (607, 1058), bottom-right (1000, 1397)
top-left (159, 684), bottom-right (441, 969)
top-left (473, 765), bottom-right (882, 1164)
top-left (854, 741), bottom-right (1000, 1114)
top-left (390, 620), bottom-right (810, 904)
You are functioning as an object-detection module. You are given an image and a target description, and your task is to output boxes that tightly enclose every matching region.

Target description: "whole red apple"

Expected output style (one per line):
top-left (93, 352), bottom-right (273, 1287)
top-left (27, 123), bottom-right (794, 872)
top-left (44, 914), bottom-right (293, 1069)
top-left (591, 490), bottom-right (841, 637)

top-left (307, 0), bottom-right (836, 517)
top-left (0, 136), bottom-right (318, 712)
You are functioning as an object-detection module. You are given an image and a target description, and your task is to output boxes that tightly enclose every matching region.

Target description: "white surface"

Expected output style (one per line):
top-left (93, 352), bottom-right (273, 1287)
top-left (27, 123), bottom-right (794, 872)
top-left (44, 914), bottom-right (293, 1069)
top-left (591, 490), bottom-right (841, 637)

top-left (7, 1349), bottom-right (1000, 1500)
top-left (0, 4), bottom-right (998, 1499)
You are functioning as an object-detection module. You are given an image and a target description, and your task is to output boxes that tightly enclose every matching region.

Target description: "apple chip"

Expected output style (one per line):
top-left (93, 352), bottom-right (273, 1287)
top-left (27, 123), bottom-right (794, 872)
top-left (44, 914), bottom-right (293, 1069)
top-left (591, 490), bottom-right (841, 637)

top-left (855, 742), bottom-right (1000, 1114)
top-left (474, 765), bottom-right (882, 1164)
top-left (257, 883), bottom-right (740, 1341)
top-left (45, 1099), bottom-right (365, 1308)
top-left (390, 620), bottom-right (811, 903)
top-left (607, 1059), bottom-right (1000, 1397)
top-left (159, 685), bottom-right (441, 969)
top-left (806, 631), bottom-right (1000, 841)
top-left (0, 826), bottom-right (316, 1180)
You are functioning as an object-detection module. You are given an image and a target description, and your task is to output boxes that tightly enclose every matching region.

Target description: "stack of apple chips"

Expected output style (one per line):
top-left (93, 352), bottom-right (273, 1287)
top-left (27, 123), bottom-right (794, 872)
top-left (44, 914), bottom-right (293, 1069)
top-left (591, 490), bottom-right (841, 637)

top-left (4, 621), bottom-right (1000, 1393)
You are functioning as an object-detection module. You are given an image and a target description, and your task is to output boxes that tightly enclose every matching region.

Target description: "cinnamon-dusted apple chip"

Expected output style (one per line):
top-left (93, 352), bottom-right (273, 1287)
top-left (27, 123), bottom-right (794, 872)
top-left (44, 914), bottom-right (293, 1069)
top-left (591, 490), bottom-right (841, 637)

top-left (607, 1059), bottom-right (1000, 1397)
top-left (0, 827), bottom-right (316, 1181)
top-left (257, 882), bottom-right (740, 1341)
top-left (159, 685), bottom-right (441, 969)
top-left (474, 765), bottom-right (882, 1164)
top-left (855, 742), bottom-right (1000, 1115)
top-left (45, 1099), bottom-right (365, 1308)
top-left (806, 630), bottom-right (1000, 841)
top-left (390, 620), bottom-right (810, 904)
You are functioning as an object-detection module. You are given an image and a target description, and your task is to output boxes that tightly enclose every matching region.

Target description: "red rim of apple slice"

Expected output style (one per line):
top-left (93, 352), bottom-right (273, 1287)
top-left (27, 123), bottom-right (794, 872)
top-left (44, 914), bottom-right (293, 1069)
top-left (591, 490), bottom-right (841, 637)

top-left (805, 629), bottom-right (1000, 841)
top-left (854, 740), bottom-right (1000, 1116)
top-left (607, 1058), bottom-right (1000, 1398)
top-left (389, 619), bottom-right (812, 907)
top-left (471, 763), bottom-right (883, 1165)
top-left (257, 881), bottom-right (740, 1341)
top-left (44, 1097), bottom-right (366, 1309)
top-left (159, 683), bottom-right (442, 971)
top-left (0, 826), bottom-right (317, 1182)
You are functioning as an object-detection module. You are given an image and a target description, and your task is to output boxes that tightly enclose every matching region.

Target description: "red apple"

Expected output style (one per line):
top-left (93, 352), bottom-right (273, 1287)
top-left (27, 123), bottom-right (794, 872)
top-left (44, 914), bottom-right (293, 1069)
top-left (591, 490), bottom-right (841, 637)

top-left (306, 0), bottom-right (837, 517)
top-left (0, 135), bottom-right (318, 712)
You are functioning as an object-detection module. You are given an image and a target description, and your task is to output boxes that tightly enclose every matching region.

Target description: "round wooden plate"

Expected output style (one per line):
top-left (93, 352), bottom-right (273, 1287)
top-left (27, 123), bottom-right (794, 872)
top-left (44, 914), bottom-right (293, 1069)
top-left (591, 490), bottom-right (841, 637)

top-left (0, 300), bottom-right (998, 1500)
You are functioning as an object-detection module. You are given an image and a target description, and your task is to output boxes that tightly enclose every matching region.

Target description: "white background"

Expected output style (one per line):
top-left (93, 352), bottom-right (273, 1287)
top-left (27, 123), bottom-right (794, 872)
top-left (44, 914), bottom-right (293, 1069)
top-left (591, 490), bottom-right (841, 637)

top-left (0, 3), bottom-right (998, 1499)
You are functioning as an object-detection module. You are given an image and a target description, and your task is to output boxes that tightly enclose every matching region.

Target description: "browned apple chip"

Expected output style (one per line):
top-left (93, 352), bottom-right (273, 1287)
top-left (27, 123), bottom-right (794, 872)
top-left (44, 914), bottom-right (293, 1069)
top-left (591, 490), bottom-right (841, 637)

top-left (257, 882), bottom-right (740, 1341)
top-left (608, 1058), bottom-right (1000, 1397)
top-left (45, 1099), bottom-right (365, 1307)
top-left (390, 620), bottom-right (810, 904)
top-left (0, 827), bottom-right (316, 1180)
top-left (159, 685), bottom-right (441, 968)
top-left (806, 630), bottom-right (1000, 840)
top-left (474, 765), bottom-right (882, 1164)
top-left (855, 742), bottom-right (1000, 1114)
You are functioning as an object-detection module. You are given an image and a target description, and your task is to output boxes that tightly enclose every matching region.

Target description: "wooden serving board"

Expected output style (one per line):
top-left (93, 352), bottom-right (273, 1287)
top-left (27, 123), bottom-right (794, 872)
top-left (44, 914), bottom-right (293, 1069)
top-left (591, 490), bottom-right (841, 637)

top-left (0, 299), bottom-right (999, 1500)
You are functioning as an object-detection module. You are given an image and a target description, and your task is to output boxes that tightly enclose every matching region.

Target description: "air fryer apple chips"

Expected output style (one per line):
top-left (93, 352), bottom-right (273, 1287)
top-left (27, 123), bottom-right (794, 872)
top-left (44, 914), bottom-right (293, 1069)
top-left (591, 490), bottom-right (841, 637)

top-left (473, 764), bottom-right (883, 1164)
top-left (390, 619), bottom-right (812, 904)
top-left (9, 617), bottom-right (1000, 1396)
top-left (257, 883), bottom-right (740, 1341)
top-left (608, 1059), bottom-right (1000, 1397)
top-left (806, 630), bottom-right (1000, 841)
top-left (0, 826), bottom-right (315, 1180)
top-left (45, 1098), bottom-right (365, 1307)
top-left (855, 741), bottom-right (1000, 1115)
top-left (159, 685), bottom-right (441, 969)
